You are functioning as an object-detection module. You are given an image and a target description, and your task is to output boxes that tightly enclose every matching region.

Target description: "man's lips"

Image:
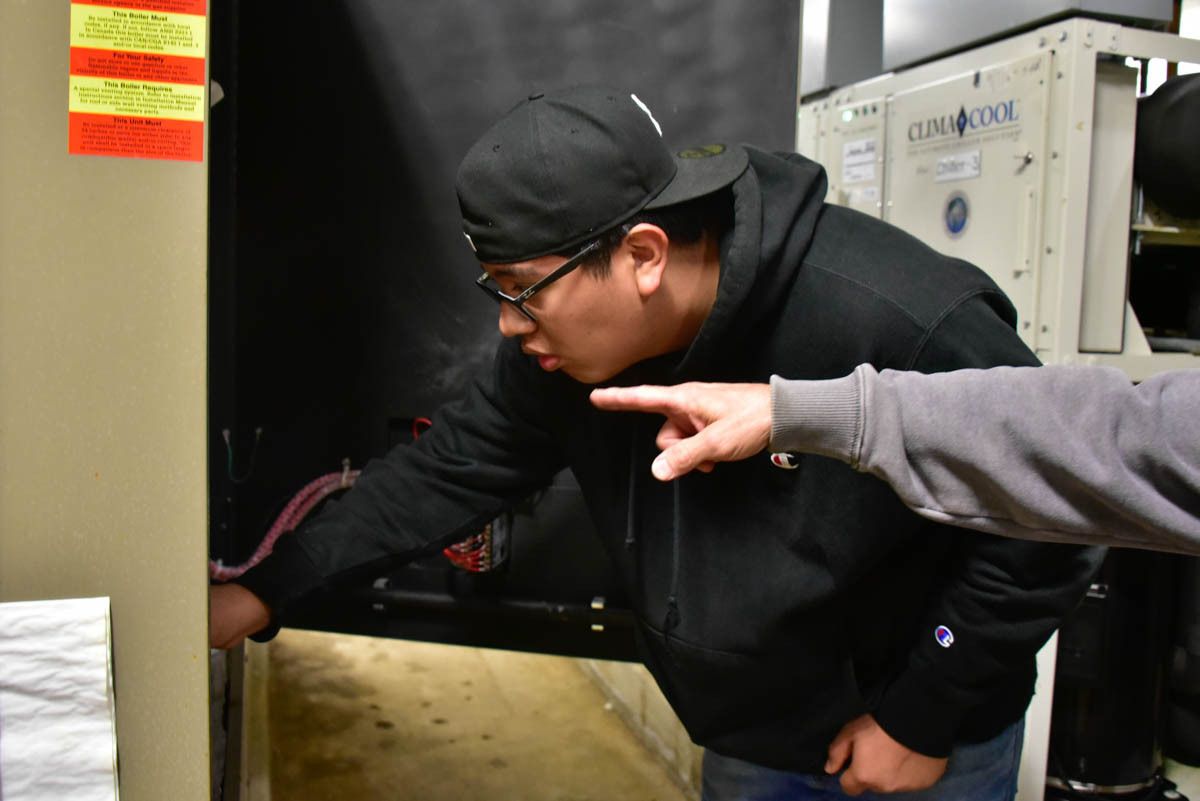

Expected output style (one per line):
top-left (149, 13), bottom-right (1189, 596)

top-left (524, 347), bottom-right (562, 371)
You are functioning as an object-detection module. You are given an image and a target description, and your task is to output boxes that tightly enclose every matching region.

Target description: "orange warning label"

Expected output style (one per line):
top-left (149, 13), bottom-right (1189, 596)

top-left (68, 0), bottom-right (206, 162)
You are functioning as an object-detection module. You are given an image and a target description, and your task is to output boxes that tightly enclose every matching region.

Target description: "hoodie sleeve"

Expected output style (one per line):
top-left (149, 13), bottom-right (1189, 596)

top-left (868, 291), bottom-right (1106, 757)
top-left (234, 340), bottom-right (569, 628)
top-left (770, 364), bottom-right (1200, 552)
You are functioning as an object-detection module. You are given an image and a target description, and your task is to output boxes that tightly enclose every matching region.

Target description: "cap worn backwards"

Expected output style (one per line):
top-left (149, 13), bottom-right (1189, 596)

top-left (455, 85), bottom-right (749, 264)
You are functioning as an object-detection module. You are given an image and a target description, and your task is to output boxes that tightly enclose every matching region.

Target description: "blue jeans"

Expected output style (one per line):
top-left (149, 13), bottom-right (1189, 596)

top-left (701, 719), bottom-right (1024, 801)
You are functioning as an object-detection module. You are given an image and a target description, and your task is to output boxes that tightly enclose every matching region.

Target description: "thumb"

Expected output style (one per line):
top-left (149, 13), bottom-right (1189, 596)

top-left (652, 430), bottom-right (719, 481)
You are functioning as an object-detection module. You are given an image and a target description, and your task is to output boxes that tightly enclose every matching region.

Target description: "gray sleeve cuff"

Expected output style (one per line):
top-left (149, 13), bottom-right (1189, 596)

top-left (769, 370), bottom-right (864, 467)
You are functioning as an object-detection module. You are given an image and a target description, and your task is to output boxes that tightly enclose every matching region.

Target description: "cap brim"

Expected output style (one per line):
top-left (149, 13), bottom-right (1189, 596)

top-left (644, 143), bottom-right (749, 209)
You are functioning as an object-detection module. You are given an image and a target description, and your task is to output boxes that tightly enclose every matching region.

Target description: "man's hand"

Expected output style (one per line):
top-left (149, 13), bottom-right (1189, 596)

top-left (589, 383), bottom-right (770, 480)
top-left (210, 583), bottom-right (272, 649)
top-left (824, 714), bottom-right (948, 796)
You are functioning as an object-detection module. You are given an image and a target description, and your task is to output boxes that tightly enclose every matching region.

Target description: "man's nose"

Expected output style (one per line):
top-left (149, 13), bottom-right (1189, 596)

top-left (497, 302), bottom-right (536, 338)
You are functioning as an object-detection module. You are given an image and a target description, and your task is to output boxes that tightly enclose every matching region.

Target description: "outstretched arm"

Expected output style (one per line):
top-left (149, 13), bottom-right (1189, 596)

top-left (776, 363), bottom-right (1200, 553)
top-left (592, 364), bottom-right (1200, 554)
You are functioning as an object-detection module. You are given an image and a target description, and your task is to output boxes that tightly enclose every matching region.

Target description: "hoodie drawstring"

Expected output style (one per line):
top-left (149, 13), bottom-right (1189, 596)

top-left (625, 429), bottom-right (639, 550)
top-left (626, 424), bottom-right (683, 646)
top-left (663, 480), bottom-right (682, 645)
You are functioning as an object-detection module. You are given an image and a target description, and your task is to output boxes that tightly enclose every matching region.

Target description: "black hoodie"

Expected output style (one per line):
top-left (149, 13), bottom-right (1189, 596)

top-left (238, 148), bottom-right (1104, 772)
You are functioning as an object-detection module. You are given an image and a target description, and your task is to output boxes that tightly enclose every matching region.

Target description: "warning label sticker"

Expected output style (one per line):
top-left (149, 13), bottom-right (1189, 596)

top-left (70, 114), bottom-right (203, 161)
top-left (68, 0), bottom-right (207, 162)
top-left (70, 48), bottom-right (206, 85)
top-left (70, 4), bottom-right (205, 57)
top-left (70, 76), bottom-right (205, 121)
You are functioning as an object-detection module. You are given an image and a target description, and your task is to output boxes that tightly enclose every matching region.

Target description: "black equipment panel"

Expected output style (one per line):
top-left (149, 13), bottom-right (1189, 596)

top-left (208, 1), bottom-right (800, 660)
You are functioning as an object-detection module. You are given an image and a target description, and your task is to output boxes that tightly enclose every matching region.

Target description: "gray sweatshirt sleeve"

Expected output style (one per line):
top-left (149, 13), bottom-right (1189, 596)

top-left (770, 364), bottom-right (1200, 553)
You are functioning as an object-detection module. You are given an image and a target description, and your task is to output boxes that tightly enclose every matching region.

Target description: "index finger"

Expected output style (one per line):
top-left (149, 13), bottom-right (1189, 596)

top-left (590, 385), bottom-right (689, 416)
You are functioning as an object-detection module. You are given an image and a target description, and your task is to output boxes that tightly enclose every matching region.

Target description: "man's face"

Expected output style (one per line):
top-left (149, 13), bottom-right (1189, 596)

top-left (481, 252), bottom-right (650, 384)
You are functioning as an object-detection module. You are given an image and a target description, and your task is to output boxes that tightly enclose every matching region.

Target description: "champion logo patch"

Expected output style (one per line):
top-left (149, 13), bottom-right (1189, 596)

top-left (935, 625), bottom-right (955, 648)
top-left (769, 452), bottom-right (799, 470)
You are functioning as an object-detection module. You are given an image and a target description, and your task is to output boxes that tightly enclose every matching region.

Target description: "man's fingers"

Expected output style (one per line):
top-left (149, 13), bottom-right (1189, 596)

top-left (825, 729), bottom-right (852, 775)
top-left (653, 444), bottom-right (693, 481)
top-left (652, 430), bottom-right (720, 481)
top-left (590, 385), bottom-right (689, 416)
top-left (839, 768), bottom-right (867, 797)
top-left (828, 731), bottom-right (867, 796)
top-left (656, 421), bottom-right (693, 451)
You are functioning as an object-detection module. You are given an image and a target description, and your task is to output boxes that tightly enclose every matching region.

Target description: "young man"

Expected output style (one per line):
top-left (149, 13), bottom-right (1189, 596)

top-left (212, 86), bottom-right (1103, 799)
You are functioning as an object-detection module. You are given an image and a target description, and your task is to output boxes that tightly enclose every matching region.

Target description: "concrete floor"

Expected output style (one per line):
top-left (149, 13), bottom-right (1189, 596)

top-left (266, 629), bottom-right (693, 801)
top-left (248, 630), bottom-right (1200, 801)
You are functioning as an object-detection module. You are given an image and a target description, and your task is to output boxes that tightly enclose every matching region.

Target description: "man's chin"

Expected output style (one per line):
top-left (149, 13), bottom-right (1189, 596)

top-left (563, 363), bottom-right (619, 385)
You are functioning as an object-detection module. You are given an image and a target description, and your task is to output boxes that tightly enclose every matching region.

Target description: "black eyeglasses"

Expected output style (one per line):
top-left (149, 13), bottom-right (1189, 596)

top-left (474, 238), bottom-right (602, 323)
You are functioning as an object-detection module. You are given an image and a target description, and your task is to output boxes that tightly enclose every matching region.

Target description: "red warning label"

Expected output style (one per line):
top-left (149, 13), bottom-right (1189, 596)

top-left (70, 47), bottom-right (206, 85)
top-left (69, 113), bottom-right (204, 161)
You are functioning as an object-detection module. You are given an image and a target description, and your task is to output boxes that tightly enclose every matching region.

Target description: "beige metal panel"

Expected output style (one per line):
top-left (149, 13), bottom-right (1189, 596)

top-left (825, 97), bottom-right (886, 219)
top-left (0, 2), bottom-right (209, 800)
top-left (1033, 19), bottom-right (1095, 362)
top-left (884, 51), bottom-right (1053, 349)
top-left (1078, 60), bottom-right (1137, 353)
top-left (795, 101), bottom-right (825, 163)
top-left (806, 16), bottom-right (1200, 374)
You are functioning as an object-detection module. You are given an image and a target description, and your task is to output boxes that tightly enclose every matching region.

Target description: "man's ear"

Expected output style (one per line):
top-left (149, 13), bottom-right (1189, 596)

top-left (624, 223), bottom-right (669, 298)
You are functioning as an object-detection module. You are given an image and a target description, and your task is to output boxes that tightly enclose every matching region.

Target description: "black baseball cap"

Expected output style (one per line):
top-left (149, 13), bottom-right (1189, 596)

top-left (455, 86), bottom-right (749, 264)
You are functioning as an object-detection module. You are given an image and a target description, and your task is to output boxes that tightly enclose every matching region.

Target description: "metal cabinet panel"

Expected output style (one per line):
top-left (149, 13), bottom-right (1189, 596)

top-left (884, 52), bottom-right (1052, 345)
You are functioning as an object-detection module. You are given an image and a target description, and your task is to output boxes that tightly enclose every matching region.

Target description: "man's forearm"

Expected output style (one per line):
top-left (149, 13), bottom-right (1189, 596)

top-left (771, 364), bottom-right (1200, 553)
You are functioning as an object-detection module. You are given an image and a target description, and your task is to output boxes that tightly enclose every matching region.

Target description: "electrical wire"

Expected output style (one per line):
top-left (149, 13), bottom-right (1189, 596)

top-left (212, 415), bottom-right (503, 580)
top-left (210, 460), bottom-right (359, 581)
top-left (444, 524), bottom-right (498, 572)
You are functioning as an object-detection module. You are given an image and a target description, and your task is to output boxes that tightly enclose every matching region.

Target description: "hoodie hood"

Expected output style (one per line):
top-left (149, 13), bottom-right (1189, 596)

top-left (603, 148), bottom-right (826, 388)
top-left (672, 147), bottom-right (828, 379)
